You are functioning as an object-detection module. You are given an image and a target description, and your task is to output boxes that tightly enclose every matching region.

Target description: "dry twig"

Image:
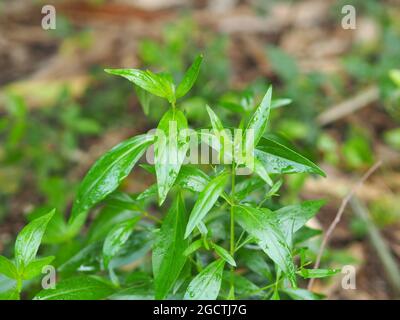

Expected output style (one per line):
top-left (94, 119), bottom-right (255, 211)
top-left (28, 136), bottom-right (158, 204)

top-left (317, 86), bottom-right (379, 126)
top-left (308, 160), bottom-right (382, 291)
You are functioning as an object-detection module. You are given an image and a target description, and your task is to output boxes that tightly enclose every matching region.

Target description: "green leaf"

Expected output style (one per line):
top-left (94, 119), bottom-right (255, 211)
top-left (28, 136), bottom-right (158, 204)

top-left (206, 105), bottom-right (226, 133)
top-left (294, 226), bottom-right (322, 244)
top-left (219, 101), bottom-right (245, 114)
top-left (152, 192), bottom-right (188, 299)
top-left (111, 230), bottom-right (154, 270)
top-left (183, 239), bottom-right (203, 256)
top-left (255, 136), bottom-right (326, 176)
top-left (58, 242), bottom-right (102, 274)
top-left (87, 202), bottom-right (140, 243)
top-left (239, 250), bottom-right (273, 281)
top-left (137, 184), bottom-right (158, 201)
top-left (22, 256), bottom-right (55, 280)
top-left (176, 54), bottom-right (203, 99)
top-left (109, 285), bottom-right (154, 300)
top-left (34, 276), bottom-right (115, 300)
top-left (271, 289), bottom-right (280, 300)
top-left (185, 171), bottom-right (229, 238)
top-left (0, 256), bottom-right (18, 279)
top-left (273, 200), bottom-right (325, 244)
top-left (135, 85), bottom-right (153, 115)
top-left (282, 288), bottom-right (324, 300)
top-left (234, 205), bottom-right (296, 287)
top-left (103, 217), bottom-right (141, 268)
top-left (184, 259), bottom-right (225, 300)
top-left (206, 105), bottom-right (233, 162)
top-left (265, 179), bottom-right (283, 198)
top-left (0, 288), bottom-right (20, 300)
top-left (271, 98), bottom-right (292, 109)
top-left (212, 243), bottom-right (236, 267)
top-left (221, 272), bottom-right (261, 298)
top-left (68, 134), bottom-right (154, 232)
top-left (138, 166), bottom-right (210, 200)
top-left (245, 86), bottom-right (272, 150)
top-left (234, 176), bottom-right (265, 201)
top-left (389, 69), bottom-right (400, 87)
top-left (15, 209), bottom-right (55, 269)
top-left (297, 268), bottom-right (341, 279)
top-left (154, 109), bottom-right (189, 205)
top-left (105, 68), bottom-right (175, 103)
top-left (253, 157), bottom-right (273, 186)
top-left (175, 166), bottom-right (210, 193)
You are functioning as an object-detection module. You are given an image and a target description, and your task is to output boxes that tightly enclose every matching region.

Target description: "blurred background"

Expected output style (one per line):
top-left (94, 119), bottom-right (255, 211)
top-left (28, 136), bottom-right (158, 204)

top-left (0, 0), bottom-right (400, 299)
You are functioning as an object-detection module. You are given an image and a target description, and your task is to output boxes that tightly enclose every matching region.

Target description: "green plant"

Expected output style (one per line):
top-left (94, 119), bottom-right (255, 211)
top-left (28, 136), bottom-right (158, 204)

top-left (0, 56), bottom-right (340, 300)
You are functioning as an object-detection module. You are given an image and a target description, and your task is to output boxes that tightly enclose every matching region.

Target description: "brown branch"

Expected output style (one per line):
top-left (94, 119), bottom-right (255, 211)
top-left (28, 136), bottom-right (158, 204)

top-left (308, 160), bottom-right (383, 291)
top-left (317, 86), bottom-right (379, 126)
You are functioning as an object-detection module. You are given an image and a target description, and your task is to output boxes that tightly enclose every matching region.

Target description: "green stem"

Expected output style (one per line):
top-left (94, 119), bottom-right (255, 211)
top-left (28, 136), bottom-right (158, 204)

top-left (16, 276), bottom-right (22, 294)
top-left (229, 162), bottom-right (236, 299)
top-left (142, 211), bottom-right (162, 224)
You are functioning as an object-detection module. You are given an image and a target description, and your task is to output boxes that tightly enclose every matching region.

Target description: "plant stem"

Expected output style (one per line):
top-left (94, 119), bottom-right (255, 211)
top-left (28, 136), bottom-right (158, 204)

top-left (16, 276), bottom-right (22, 294)
top-left (229, 162), bottom-right (236, 299)
top-left (142, 211), bottom-right (162, 224)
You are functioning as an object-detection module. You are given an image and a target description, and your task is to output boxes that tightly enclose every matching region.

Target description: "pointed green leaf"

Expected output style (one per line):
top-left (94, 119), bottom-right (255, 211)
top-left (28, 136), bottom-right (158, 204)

top-left (153, 193), bottom-right (188, 299)
top-left (294, 226), bottom-right (322, 244)
top-left (138, 166), bottom-right (210, 200)
top-left (87, 201), bottom-right (141, 243)
top-left (283, 288), bottom-right (324, 300)
top-left (265, 179), bottom-right (283, 198)
top-left (137, 184), bottom-right (158, 201)
top-left (271, 98), bottom-right (292, 109)
top-left (206, 105), bottom-right (233, 163)
top-left (15, 209), bottom-right (55, 269)
top-left (271, 289), bottom-right (280, 300)
top-left (176, 54), bottom-right (203, 99)
top-left (184, 260), bottom-right (225, 300)
top-left (105, 68), bottom-right (175, 103)
top-left (234, 176), bottom-right (265, 201)
top-left (297, 268), bottom-right (341, 279)
top-left (273, 200), bottom-right (325, 244)
top-left (135, 85), bottom-right (153, 115)
top-left (219, 101), bottom-right (245, 114)
top-left (68, 134), bottom-right (154, 232)
top-left (22, 256), bottom-right (55, 280)
top-left (255, 136), bottom-right (326, 176)
top-left (185, 171), bottom-right (229, 238)
top-left (245, 87), bottom-right (272, 150)
top-left (0, 256), bottom-right (18, 280)
top-left (109, 285), bottom-right (154, 300)
top-left (183, 239), bottom-right (203, 256)
top-left (212, 244), bottom-right (236, 267)
top-left (239, 250), bottom-right (273, 281)
top-left (34, 276), bottom-right (115, 300)
top-left (234, 205), bottom-right (296, 287)
top-left (154, 109), bottom-right (189, 205)
top-left (221, 272), bottom-right (261, 298)
top-left (103, 217), bottom-right (141, 268)
top-left (175, 166), bottom-right (210, 193)
top-left (58, 242), bottom-right (102, 274)
top-left (253, 157), bottom-right (273, 186)
top-left (0, 288), bottom-right (20, 300)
